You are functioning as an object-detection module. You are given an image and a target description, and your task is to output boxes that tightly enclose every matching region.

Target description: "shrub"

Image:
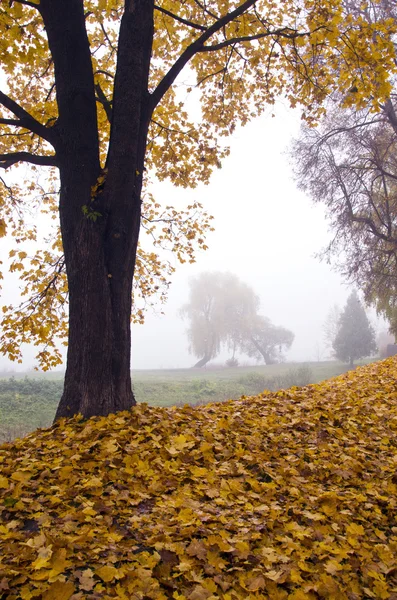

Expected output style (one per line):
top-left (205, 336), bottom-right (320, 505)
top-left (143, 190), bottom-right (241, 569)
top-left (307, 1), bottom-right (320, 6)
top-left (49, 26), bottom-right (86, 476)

top-left (225, 357), bottom-right (239, 368)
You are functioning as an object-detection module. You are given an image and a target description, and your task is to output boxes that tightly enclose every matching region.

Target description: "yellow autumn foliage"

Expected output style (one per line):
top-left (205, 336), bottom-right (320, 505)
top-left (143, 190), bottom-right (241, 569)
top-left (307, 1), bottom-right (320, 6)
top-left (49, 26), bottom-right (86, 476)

top-left (1, 358), bottom-right (397, 598)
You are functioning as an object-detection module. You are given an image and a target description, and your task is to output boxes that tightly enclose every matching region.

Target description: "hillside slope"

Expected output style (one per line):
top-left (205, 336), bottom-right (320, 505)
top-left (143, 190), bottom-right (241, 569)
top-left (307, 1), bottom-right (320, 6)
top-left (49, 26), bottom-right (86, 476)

top-left (1, 358), bottom-right (397, 599)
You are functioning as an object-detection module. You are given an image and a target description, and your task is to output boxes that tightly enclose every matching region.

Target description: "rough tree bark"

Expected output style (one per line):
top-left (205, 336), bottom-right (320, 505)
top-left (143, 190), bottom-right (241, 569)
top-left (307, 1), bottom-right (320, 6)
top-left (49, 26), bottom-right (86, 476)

top-left (40, 0), bottom-right (155, 419)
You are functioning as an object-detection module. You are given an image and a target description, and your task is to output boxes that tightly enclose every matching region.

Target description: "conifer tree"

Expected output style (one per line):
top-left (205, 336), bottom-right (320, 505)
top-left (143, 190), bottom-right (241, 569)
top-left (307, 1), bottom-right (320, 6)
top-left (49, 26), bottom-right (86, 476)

top-left (333, 291), bottom-right (377, 366)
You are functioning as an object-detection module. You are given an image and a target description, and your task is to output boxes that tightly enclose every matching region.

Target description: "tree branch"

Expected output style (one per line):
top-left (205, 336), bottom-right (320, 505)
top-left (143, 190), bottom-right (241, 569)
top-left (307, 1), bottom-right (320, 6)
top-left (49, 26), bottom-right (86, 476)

top-left (199, 27), bottom-right (306, 52)
top-left (0, 152), bottom-right (58, 169)
top-left (11, 0), bottom-right (41, 9)
top-left (0, 90), bottom-right (56, 146)
top-left (192, 0), bottom-right (219, 21)
top-left (95, 83), bottom-right (112, 123)
top-left (382, 98), bottom-right (397, 136)
top-left (94, 69), bottom-right (114, 80)
top-left (0, 118), bottom-right (22, 127)
top-left (154, 4), bottom-right (207, 31)
top-left (150, 0), bottom-right (257, 110)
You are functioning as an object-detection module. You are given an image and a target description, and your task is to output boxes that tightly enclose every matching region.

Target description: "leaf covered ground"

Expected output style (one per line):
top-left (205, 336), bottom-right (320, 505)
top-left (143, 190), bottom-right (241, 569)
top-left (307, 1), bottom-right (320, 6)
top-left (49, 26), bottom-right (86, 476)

top-left (1, 359), bottom-right (397, 600)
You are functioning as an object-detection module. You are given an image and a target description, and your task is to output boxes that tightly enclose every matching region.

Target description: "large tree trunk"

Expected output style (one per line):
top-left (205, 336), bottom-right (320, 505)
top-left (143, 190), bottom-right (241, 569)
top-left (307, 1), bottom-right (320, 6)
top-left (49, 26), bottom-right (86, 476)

top-left (54, 172), bottom-right (140, 419)
top-left (249, 337), bottom-right (273, 365)
top-left (42, 0), bottom-right (155, 420)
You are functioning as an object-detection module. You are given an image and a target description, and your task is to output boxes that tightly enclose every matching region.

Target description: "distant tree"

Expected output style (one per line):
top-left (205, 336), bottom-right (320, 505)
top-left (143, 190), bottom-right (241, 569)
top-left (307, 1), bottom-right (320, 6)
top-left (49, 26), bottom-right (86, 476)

top-left (323, 304), bottom-right (342, 357)
top-left (180, 272), bottom-right (258, 368)
top-left (333, 291), bottom-right (377, 366)
top-left (290, 0), bottom-right (397, 339)
top-left (313, 341), bottom-right (324, 363)
top-left (239, 315), bottom-right (294, 365)
top-left (377, 329), bottom-right (395, 358)
top-left (292, 98), bottom-right (397, 336)
top-left (180, 272), bottom-right (293, 367)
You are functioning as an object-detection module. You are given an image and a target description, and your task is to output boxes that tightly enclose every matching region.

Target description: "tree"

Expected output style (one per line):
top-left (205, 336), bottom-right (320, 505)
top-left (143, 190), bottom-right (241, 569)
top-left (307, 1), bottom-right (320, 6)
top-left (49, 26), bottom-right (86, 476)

top-left (292, 99), bottom-right (397, 334)
top-left (291, 0), bottom-right (397, 337)
top-left (333, 290), bottom-right (377, 366)
top-left (180, 272), bottom-right (259, 367)
top-left (323, 304), bottom-right (341, 357)
top-left (0, 1), bottom-right (396, 419)
top-left (181, 271), bottom-right (293, 366)
top-left (238, 315), bottom-right (294, 364)
top-left (377, 328), bottom-right (395, 358)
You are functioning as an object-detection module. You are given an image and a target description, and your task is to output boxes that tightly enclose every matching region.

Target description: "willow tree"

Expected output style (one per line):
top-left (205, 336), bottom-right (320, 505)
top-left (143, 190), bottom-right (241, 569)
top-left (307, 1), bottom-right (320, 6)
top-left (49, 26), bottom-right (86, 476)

top-left (180, 272), bottom-right (259, 367)
top-left (0, 1), bottom-right (395, 419)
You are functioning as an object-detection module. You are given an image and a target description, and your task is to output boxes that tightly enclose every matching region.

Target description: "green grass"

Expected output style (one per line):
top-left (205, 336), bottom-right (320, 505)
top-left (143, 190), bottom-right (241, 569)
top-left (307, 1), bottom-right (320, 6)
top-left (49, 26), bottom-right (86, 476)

top-left (0, 359), bottom-right (377, 443)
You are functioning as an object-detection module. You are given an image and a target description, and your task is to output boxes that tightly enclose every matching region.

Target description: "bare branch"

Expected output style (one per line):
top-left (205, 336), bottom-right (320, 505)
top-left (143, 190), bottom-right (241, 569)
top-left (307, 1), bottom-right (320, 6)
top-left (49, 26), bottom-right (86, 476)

top-left (154, 4), bottom-right (207, 31)
top-left (0, 151), bottom-right (58, 169)
top-left (95, 83), bottom-right (112, 123)
top-left (100, 22), bottom-right (117, 53)
top-left (383, 98), bottom-right (397, 136)
top-left (200, 27), bottom-right (307, 52)
top-left (0, 118), bottom-right (22, 127)
top-left (192, 0), bottom-right (219, 20)
top-left (94, 69), bottom-right (114, 80)
top-left (0, 90), bottom-right (56, 146)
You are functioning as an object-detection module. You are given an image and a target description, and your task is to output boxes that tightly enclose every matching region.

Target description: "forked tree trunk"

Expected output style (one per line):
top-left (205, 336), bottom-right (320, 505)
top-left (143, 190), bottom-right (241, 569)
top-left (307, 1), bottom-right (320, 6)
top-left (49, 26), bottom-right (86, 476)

top-left (249, 336), bottom-right (272, 365)
top-left (41, 0), bottom-right (155, 420)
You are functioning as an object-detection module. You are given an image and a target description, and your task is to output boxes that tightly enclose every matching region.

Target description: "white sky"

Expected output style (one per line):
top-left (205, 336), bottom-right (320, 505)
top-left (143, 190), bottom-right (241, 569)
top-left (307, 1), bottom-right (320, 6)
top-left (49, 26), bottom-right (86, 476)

top-left (0, 101), bottom-right (378, 372)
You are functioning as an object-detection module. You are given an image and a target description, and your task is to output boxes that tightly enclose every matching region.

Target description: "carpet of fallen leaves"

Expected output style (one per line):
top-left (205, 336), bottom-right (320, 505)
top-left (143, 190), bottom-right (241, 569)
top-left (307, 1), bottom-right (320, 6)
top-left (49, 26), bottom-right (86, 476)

top-left (1, 359), bottom-right (397, 600)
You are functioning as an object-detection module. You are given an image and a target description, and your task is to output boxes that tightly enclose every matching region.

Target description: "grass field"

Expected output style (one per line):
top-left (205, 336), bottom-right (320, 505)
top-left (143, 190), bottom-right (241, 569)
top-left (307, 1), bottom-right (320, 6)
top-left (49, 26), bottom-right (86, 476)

top-left (0, 359), bottom-right (377, 443)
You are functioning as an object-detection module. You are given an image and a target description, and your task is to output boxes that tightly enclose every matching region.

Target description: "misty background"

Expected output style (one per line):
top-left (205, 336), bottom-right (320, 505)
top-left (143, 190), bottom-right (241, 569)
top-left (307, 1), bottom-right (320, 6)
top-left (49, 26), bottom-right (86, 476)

top-left (0, 102), bottom-right (382, 372)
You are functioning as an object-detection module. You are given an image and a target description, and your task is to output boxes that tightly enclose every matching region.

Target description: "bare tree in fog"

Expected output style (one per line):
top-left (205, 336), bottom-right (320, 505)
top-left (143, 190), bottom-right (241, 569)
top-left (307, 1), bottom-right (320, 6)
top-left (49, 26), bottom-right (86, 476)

top-left (291, 0), bottom-right (397, 336)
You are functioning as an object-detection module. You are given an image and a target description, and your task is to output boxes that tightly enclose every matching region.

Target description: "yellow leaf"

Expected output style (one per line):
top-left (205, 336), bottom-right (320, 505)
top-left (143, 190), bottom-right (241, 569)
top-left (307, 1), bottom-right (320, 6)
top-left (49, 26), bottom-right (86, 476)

top-left (234, 540), bottom-right (250, 558)
top-left (11, 470), bottom-right (31, 483)
top-left (42, 580), bottom-right (75, 600)
top-left (57, 466), bottom-right (73, 480)
top-left (324, 559), bottom-right (343, 575)
top-left (0, 475), bottom-right (9, 489)
top-left (32, 546), bottom-right (53, 570)
top-left (346, 523), bottom-right (365, 536)
top-left (288, 590), bottom-right (316, 600)
top-left (48, 548), bottom-right (67, 578)
top-left (289, 568), bottom-right (303, 583)
top-left (166, 434), bottom-right (191, 454)
top-left (95, 565), bottom-right (119, 582)
top-left (177, 507), bottom-right (197, 524)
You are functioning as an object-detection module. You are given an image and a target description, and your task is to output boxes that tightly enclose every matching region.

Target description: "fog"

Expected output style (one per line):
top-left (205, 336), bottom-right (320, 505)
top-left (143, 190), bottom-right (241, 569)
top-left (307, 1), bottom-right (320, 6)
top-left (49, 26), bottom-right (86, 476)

top-left (130, 105), bottom-right (351, 369)
top-left (0, 102), bottom-right (374, 373)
